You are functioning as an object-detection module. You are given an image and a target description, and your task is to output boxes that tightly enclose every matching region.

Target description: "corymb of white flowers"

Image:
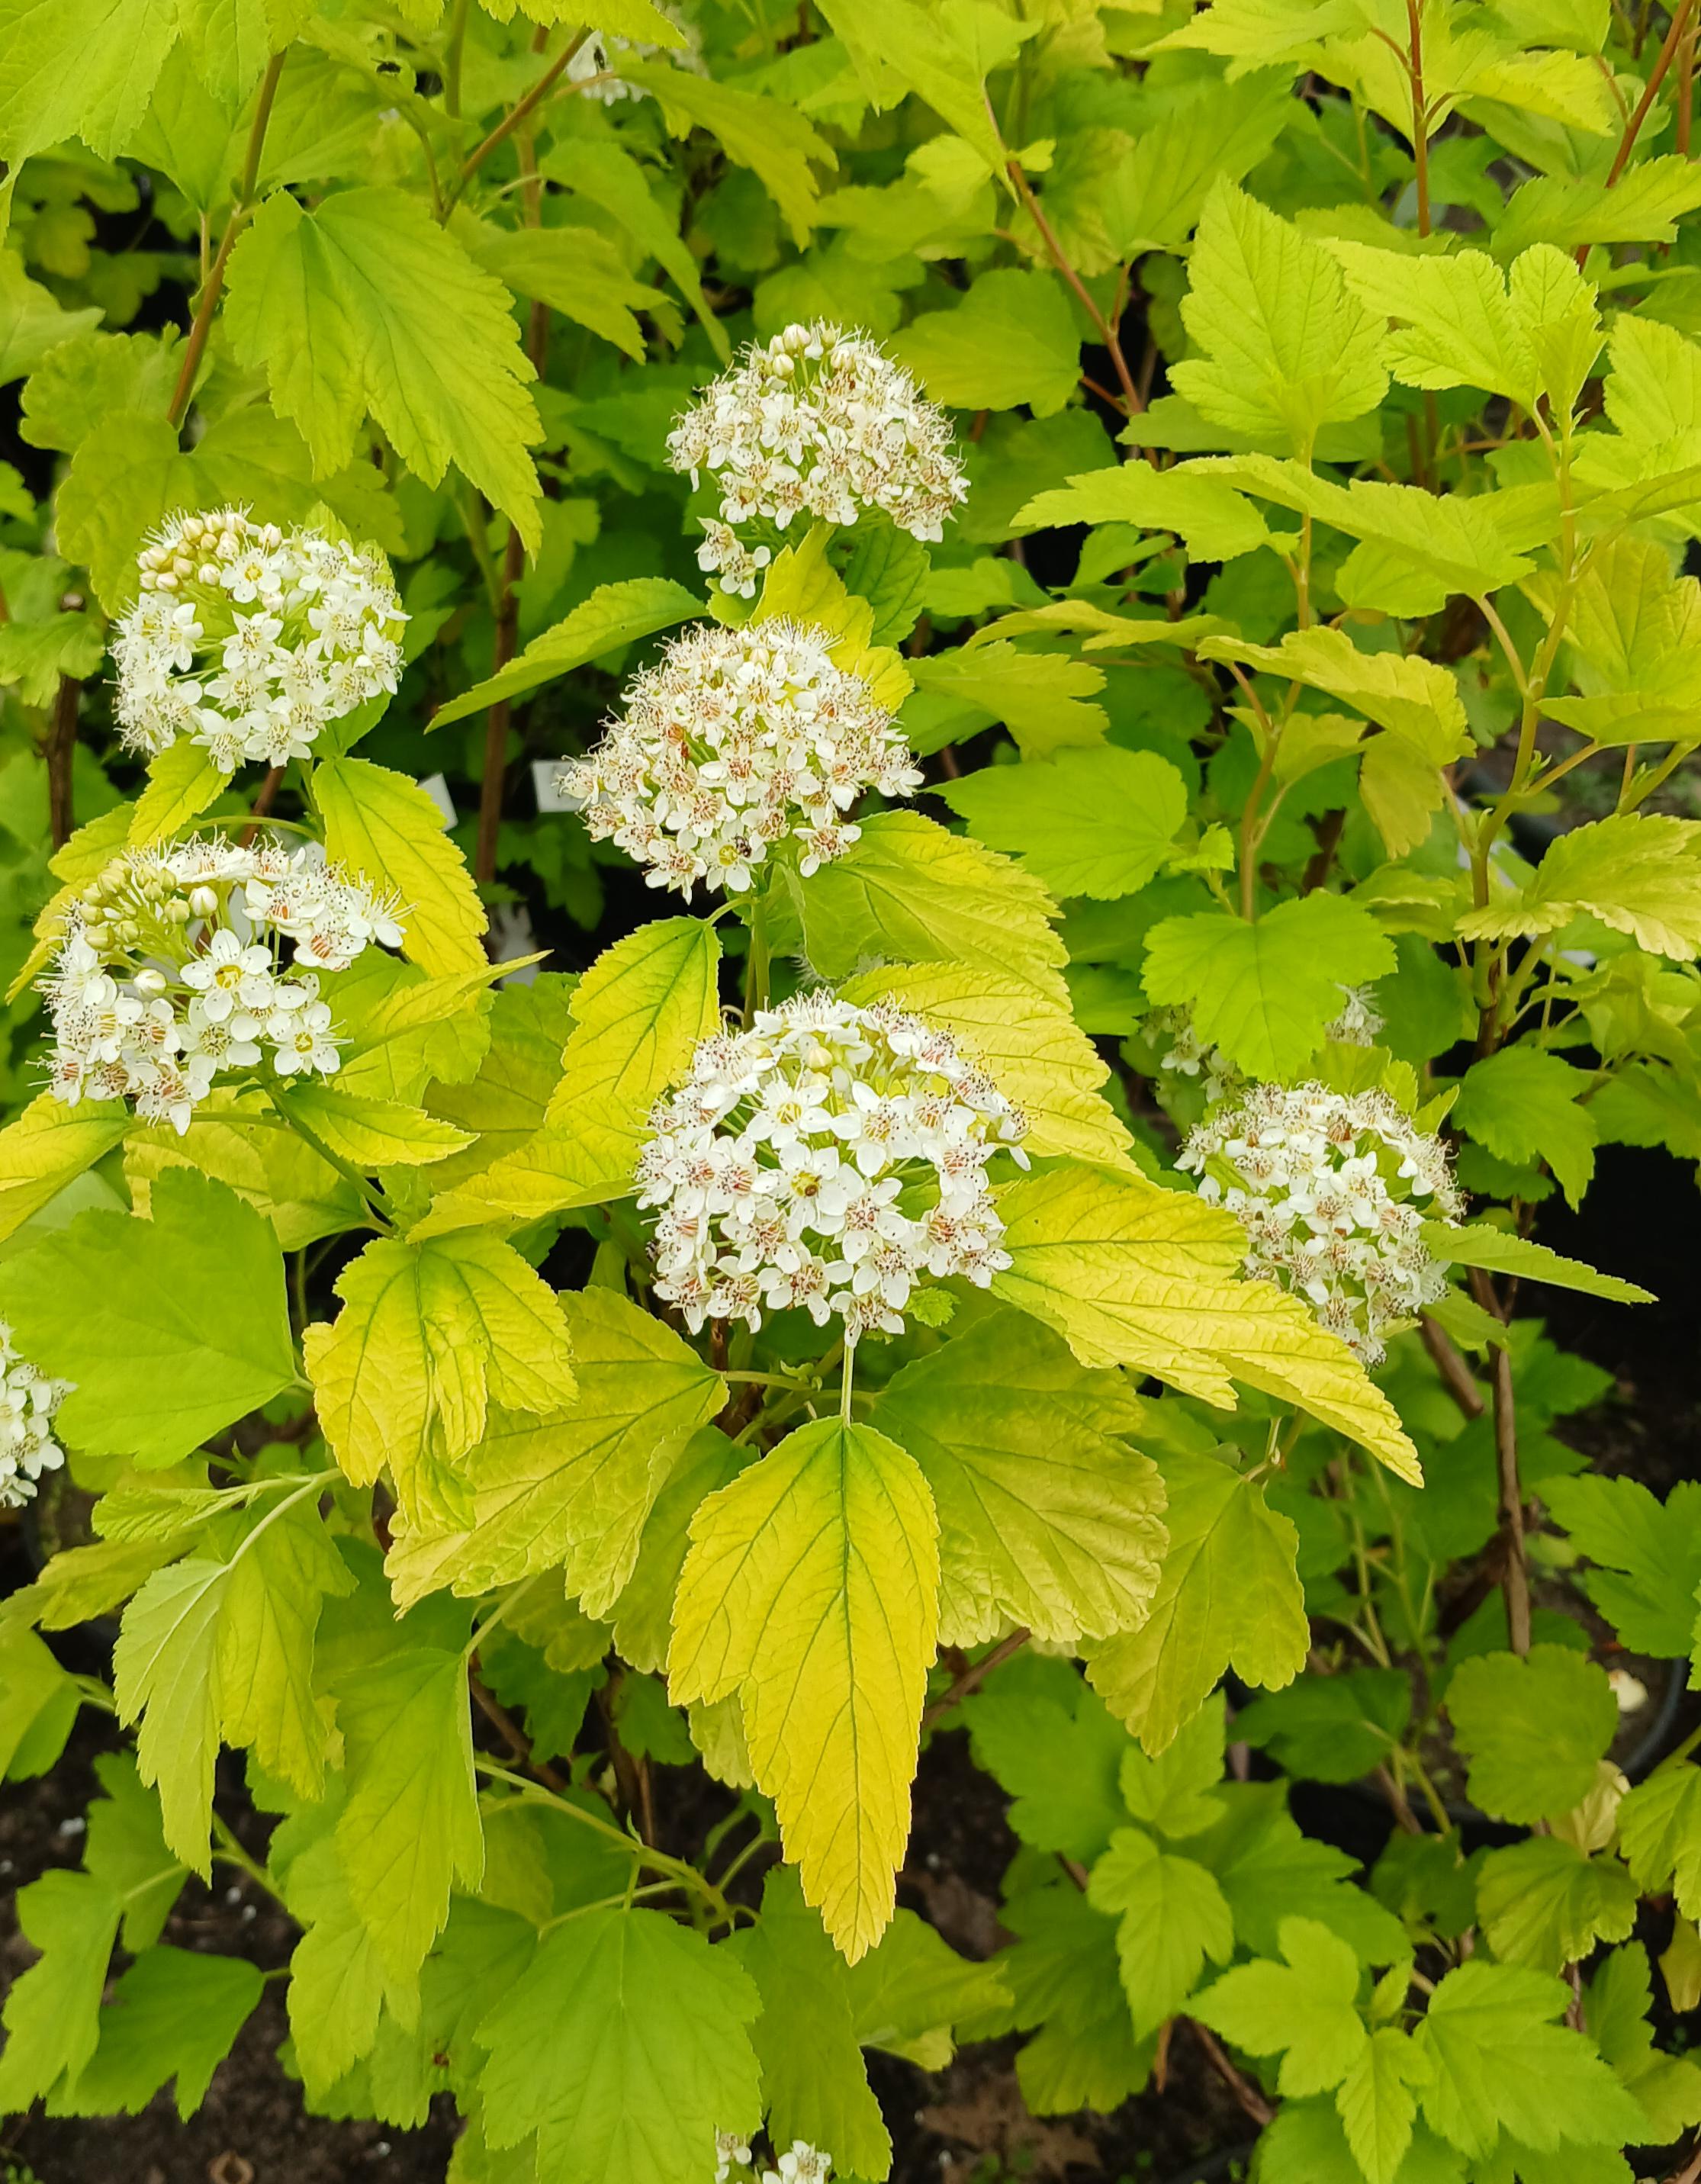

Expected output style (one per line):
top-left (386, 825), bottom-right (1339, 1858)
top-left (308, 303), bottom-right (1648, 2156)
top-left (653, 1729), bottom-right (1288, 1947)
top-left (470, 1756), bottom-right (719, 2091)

top-left (112, 508), bottom-right (406, 771)
top-left (0, 1320), bottom-right (68, 1511)
top-left (558, 618), bottom-right (920, 899)
top-left (1178, 1082), bottom-right (1465, 1366)
top-left (638, 994), bottom-right (1028, 1343)
top-left (665, 321), bottom-right (968, 597)
top-left (41, 836), bottom-right (405, 1135)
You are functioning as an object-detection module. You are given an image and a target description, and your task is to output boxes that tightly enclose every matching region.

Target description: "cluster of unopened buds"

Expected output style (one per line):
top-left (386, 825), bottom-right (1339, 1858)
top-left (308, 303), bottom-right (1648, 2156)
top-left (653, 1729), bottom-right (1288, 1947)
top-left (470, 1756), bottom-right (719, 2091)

top-left (112, 509), bottom-right (406, 770)
top-left (0, 1320), bottom-right (68, 1511)
top-left (638, 994), bottom-right (1027, 1342)
top-left (40, 837), bottom-right (406, 1135)
top-left (1178, 1082), bottom-right (1465, 1365)
top-left (714, 2138), bottom-right (831, 2184)
top-left (559, 619), bottom-right (919, 898)
top-left (666, 321), bottom-right (968, 596)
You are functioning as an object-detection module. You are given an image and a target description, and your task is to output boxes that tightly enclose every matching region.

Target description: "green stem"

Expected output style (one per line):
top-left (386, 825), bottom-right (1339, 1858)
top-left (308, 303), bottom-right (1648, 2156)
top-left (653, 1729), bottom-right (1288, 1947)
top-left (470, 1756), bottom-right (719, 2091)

top-left (743, 892), bottom-right (770, 1026)
top-left (474, 1759), bottom-right (734, 1923)
top-left (446, 26), bottom-right (596, 211)
top-left (271, 1098), bottom-right (394, 1232)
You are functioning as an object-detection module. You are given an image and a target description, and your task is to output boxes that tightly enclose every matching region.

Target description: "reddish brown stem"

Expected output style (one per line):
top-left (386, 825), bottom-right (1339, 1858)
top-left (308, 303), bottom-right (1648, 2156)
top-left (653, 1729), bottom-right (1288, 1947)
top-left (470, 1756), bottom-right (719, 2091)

top-left (921, 1629), bottom-right (1031, 1730)
top-left (450, 27), bottom-right (593, 204)
top-left (237, 764), bottom-right (285, 848)
top-left (1470, 1270), bottom-right (1532, 1655)
top-left (1184, 2020), bottom-right (1277, 2128)
top-left (1405, 0), bottom-right (1431, 235)
top-left (1005, 158), bottom-right (1143, 416)
top-left (1609, 0), bottom-right (1698, 186)
top-left (1420, 1314), bottom-right (1487, 1420)
top-left (47, 674), bottom-right (79, 849)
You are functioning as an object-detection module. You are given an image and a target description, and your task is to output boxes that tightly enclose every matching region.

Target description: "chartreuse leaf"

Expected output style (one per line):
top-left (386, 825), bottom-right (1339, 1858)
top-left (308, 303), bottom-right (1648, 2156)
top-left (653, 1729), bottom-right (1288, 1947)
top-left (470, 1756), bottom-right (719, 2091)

top-left (223, 188), bottom-right (542, 545)
top-left (417, 916), bottom-right (722, 1233)
top-left (670, 1417), bottom-right (939, 1960)
top-left (1474, 1836), bottom-right (1638, 1973)
top-left (812, 0), bottom-right (1028, 173)
top-left (1195, 1915), bottom-right (1368, 2096)
top-left (1422, 1222), bottom-right (1653, 1305)
top-left (432, 578), bottom-right (703, 727)
top-left (892, 269), bottom-right (1080, 417)
top-left (1413, 1960), bottom-right (1645, 2160)
top-left (0, 1870), bottom-right (122, 2112)
top-left (1452, 1047), bottom-right (1596, 1207)
top-left (991, 1163), bottom-right (1419, 1478)
top-left (963, 1661), bottom-right (1133, 1863)
top-left (1171, 180), bottom-right (1387, 452)
top-left (276, 1816), bottom-right (390, 2099)
top-left (330, 1631), bottom-right (485, 2001)
top-left (906, 640), bottom-right (1107, 756)
top-left (1458, 812), bottom-right (1701, 956)
top-left (304, 1228), bottom-right (576, 1526)
top-left (0, 1625), bottom-right (79, 1780)
top-left (844, 1906), bottom-right (1008, 2067)
top-left (1587, 1942), bottom-right (1701, 2147)
top-left (114, 1495), bottom-right (352, 1871)
top-left (0, 1171), bottom-right (294, 1465)
top-left (1013, 463), bottom-right (1272, 562)
top-left (384, 1286), bottom-right (724, 1620)
top-left (476, 1908), bottom-right (762, 2184)
top-left (0, 249), bottom-right (103, 385)
top-left (1334, 2027), bottom-right (1432, 2184)
top-left (1539, 539), bottom-right (1701, 745)
top-left (732, 1867), bottom-right (891, 2179)
top-left (872, 1306), bottom-right (1166, 1646)
top-left (1087, 1827), bottom-right (1233, 2037)
top-left (610, 1427), bottom-right (747, 1675)
top-left (0, 1092), bottom-right (129, 1245)
top-left (838, 960), bottom-right (1133, 1168)
top-left (125, 1087), bottom-right (363, 1252)
top-left (1085, 1448), bottom-right (1307, 1754)
top-left (1445, 1645), bottom-right (1619, 1825)
top-left (275, 1080), bottom-right (475, 1169)
top-left (55, 1947), bottom-right (264, 2119)
top-left (620, 60), bottom-right (834, 246)
top-left (1142, 893), bottom-right (1395, 1081)
top-left (314, 758), bottom-right (487, 978)
top-left (941, 747), bottom-right (1190, 901)
top-left (1542, 1475), bottom-right (1701, 1655)
top-left (1617, 1762), bottom-right (1701, 1919)
top-left (795, 810), bottom-right (1069, 1003)
top-left (0, 0), bottom-right (178, 163)
top-left (127, 739), bottom-right (226, 848)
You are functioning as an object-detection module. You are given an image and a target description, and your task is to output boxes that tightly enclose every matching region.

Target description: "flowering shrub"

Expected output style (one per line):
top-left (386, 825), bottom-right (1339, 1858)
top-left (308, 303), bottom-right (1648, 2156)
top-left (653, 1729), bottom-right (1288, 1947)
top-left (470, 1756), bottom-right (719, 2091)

top-left (4, 5), bottom-right (1701, 2184)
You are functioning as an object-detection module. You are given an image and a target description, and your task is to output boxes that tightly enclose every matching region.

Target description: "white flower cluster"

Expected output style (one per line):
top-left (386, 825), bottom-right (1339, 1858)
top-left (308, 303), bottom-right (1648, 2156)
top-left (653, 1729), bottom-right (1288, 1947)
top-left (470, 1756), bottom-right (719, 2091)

top-left (113, 509), bottom-right (406, 770)
top-left (714, 2141), bottom-right (830, 2184)
top-left (41, 837), bottom-right (405, 1135)
top-left (0, 1321), bottom-right (68, 1511)
top-left (1178, 1082), bottom-right (1465, 1366)
top-left (666, 322), bottom-right (968, 595)
top-left (1147, 1007), bottom-right (1240, 1106)
top-left (638, 994), bottom-right (1028, 1342)
top-left (1326, 985), bottom-right (1384, 1047)
top-left (558, 619), bottom-right (919, 898)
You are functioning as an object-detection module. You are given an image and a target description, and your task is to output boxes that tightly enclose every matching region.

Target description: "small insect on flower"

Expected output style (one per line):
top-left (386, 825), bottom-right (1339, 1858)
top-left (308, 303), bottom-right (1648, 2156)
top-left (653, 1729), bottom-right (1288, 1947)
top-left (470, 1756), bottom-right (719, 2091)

top-left (1178, 1081), bottom-right (1465, 1367)
top-left (40, 836), bottom-right (407, 1135)
top-left (665, 321), bottom-right (968, 593)
top-left (112, 508), bottom-right (407, 771)
top-left (0, 1321), bottom-right (69, 1510)
top-left (558, 619), bottom-right (921, 900)
top-left (640, 995), bottom-right (1027, 1343)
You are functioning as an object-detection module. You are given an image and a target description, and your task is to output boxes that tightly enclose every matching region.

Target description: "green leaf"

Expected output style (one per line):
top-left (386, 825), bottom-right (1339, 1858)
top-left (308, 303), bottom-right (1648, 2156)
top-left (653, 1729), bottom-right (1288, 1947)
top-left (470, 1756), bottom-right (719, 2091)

top-left (1171, 180), bottom-right (1387, 452)
top-left (314, 757), bottom-right (487, 977)
top-left (111, 1562), bottom-right (223, 1873)
top-left (942, 748), bottom-right (1189, 899)
top-left (1117, 1692), bottom-right (1227, 1841)
top-left (844, 1906), bottom-right (1008, 2064)
top-left (432, 579), bottom-right (701, 726)
top-left (1542, 1475), bottom-right (1701, 1656)
top-left (610, 1427), bottom-right (746, 1675)
top-left (1142, 894), bottom-right (1395, 1080)
top-left (619, 60), bottom-right (834, 246)
top-left (216, 1497), bottom-right (356, 1800)
top-left (0, 1093), bottom-right (130, 1246)
top-left (670, 1417), bottom-right (940, 1960)
top-left (1617, 1763), bottom-right (1701, 1919)
top-left (331, 1635), bottom-right (484, 1998)
top-left (794, 809), bottom-right (1069, 1002)
top-left (1087, 1826), bottom-right (1234, 2037)
top-left (0, 0), bottom-right (178, 162)
top-left (384, 1286), bottom-right (723, 1621)
top-left (892, 269), bottom-right (1080, 417)
top-left (0, 1625), bottom-right (79, 1780)
top-left (1413, 1960), bottom-right (1645, 2159)
top-left (1475, 1836), bottom-right (1638, 1973)
top-left (1445, 1645), bottom-right (1619, 1825)
top-left (276, 1081), bottom-right (475, 1169)
top-left (962, 1668), bottom-right (1134, 1863)
top-left (1452, 1047), bottom-right (1597, 1208)
top-left (458, 217), bottom-right (658, 362)
top-left (1195, 1915), bottom-right (1368, 2096)
top-left (1336, 2028), bottom-right (1431, 2184)
top-left (419, 916), bottom-right (722, 1233)
top-left (992, 1161), bottom-right (1419, 1477)
top-left (0, 1870), bottom-right (121, 2111)
top-left (58, 1946), bottom-right (263, 2119)
top-left (812, 0), bottom-right (1028, 175)
top-left (732, 1868), bottom-right (890, 2180)
top-left (223, 187), bottom-right (542, 545)
top-left (907, 641), bottom-right (1108, 756)
top-left (1085, 1448), bottom-right (1308, 1754)
top-left (1457, 812), bottom-right (1701, 954)
top-left (1258, 2099), bottom-right (1464, 2184)
top-left (872, 1306), bottom-right (1166, 1645)
top-left (1587, 1941), bottom-right (1701, 2146)
top-left (278, 1821), bottom-right (393, 2098)
top-left (1233, 1667), bottom-right (1412, 1785)
top-left (999, 1870), bottom-right (1154, 2115)
top-left (477, 1909), bottom-right (762, 2184)
top-left (1014, 463), bottom-right (1272, 562)
top-left (304, 1228), bottom-right (577, 1526)
top-left (0, 1171), bottom-right (294, 1465)
top-left (0, 248), bottom-right (102, 385)
top-left (1420, 1222), bottom-right (1653, 1304)
top-left (541, 137), bottom-right (727, 360)
top-left (127, 739), bottom-right (227, 844)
